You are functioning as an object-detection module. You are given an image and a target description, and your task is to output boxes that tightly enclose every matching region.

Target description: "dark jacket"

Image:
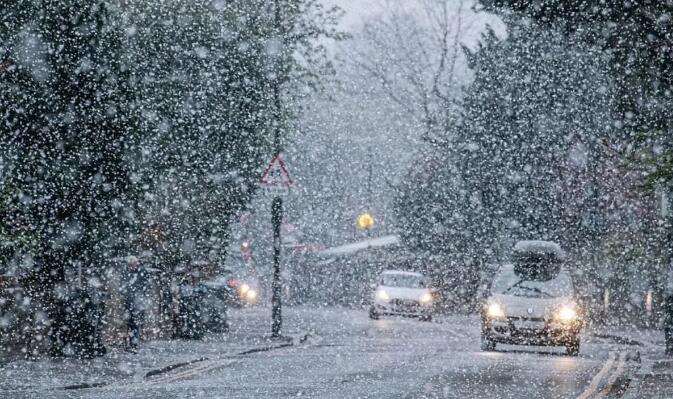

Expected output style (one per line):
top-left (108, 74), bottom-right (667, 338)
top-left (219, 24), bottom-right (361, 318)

top-left (120, 265), bottom-right (148, 310)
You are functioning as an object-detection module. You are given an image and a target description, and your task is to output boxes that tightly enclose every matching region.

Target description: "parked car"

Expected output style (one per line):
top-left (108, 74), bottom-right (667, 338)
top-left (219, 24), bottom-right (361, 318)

top-left (200, 282), bottom-right (230, 333)
top-left (369, 270), bottom-right (435, 321)
top-left (174, 271), bottom-right (229, 339)
top-left (174, 281), bottom-right (207, 339)
top-left (480, 264), bottom-right (584, 356)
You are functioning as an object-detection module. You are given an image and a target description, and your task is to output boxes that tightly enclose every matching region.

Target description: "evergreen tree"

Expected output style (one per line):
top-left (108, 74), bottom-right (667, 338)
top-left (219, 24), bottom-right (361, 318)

top-left (458, 23), bottom-right (614, 247)
top-left (395, 22), bottom-right (614, 299)
top-left (478, 0), bottom-right (673, 137)
top-left (0, 0), bottom-right (342, 354)
top-left (1, 0), bottom-right (138, 354)
top-left (477, 0), bottom-right (673, 320)
top-left (123, 0), bottom-right (342, 267)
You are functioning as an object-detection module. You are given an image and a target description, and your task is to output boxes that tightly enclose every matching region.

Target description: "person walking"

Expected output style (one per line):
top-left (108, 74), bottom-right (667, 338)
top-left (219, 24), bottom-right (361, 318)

top-left (120, 256), bottom-right (147, 352)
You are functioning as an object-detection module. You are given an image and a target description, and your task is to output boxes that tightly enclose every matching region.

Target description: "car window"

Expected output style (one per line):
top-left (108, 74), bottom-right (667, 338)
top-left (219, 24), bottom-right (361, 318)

top-left (492, 269), bottom-right (573, 298)
top-left (381, 273), bottom-right (425, 288)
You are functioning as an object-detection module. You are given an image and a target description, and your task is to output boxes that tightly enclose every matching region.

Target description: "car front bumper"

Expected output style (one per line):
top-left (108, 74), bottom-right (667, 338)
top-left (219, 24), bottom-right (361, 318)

top-left (373, 301), bottom-right (433, 317)
top-left (483, 316), bottom-right (582, 345)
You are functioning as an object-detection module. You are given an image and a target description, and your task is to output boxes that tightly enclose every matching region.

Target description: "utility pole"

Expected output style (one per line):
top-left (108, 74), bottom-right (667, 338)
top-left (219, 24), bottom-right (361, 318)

top-left (271, 0), bottom-right (283, 339)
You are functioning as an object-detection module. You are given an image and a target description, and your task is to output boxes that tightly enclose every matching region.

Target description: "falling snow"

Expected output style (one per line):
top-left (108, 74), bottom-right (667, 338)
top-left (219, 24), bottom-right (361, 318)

top-left (2, 0), bottom-right (673, 398)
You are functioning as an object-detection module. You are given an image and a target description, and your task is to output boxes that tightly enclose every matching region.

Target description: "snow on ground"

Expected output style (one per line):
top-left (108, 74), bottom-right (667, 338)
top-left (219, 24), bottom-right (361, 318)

top-left (1, 305), bottom-right (652, 399)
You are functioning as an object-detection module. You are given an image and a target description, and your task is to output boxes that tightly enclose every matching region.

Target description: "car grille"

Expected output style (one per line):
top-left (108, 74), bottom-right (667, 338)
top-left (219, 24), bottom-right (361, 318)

top-left (390, 299), bottom-right (418, 306)
top-left (506, 317), bottom-right (546, 334)
top-left (387, 299), bottom-right (421, 312)
top-left (507, 316), bottom-right (545, 322)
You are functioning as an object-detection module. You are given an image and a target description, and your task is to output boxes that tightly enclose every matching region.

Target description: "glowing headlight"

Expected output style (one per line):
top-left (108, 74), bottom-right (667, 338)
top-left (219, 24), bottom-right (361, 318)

top-left (245, 289), bottom-right (257, 301)
top-left (419, 292), bottom-right (433, 304)
top-left (557, 305), bottom-right (578, 322)
top-left (375, 289), bottom-right (390, 302)
top-left (240, 283), bottom-right (250, 295)
top-left (486, 303), bottom-right (505, 319)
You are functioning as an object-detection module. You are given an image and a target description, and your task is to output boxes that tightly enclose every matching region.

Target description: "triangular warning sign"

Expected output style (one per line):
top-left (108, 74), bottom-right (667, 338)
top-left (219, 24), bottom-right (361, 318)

top-left (260, 154), bottom-right (293, 186)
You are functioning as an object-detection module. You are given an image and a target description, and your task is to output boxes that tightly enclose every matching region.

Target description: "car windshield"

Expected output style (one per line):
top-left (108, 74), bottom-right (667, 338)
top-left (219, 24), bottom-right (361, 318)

top-left (381, 273), bottom-right (426, 288)
top-left (493, 269), bottom-right (573, 298)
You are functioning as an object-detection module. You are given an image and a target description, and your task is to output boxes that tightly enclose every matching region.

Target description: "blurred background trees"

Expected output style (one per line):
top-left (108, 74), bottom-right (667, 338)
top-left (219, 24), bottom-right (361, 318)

top-left (0, 0), bottom-right (342, 355)
top-left (393, 0), bottom-right (673, 319)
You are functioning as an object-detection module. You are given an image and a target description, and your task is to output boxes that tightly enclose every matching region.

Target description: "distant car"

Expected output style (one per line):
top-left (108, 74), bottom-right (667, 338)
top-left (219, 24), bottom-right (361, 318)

top-left (481, 264), bottom-right (584, 356)
top-left (212, 271), bottom-right (260, 307)
top-left (369, 270), bottom-right (435, 321)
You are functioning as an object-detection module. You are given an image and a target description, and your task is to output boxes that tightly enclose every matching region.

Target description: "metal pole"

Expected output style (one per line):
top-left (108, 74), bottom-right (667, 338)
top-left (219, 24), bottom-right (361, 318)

top-left (271, 0), bottom-right (283, 338)
top-left (271, 197), bottom-right (283, 337)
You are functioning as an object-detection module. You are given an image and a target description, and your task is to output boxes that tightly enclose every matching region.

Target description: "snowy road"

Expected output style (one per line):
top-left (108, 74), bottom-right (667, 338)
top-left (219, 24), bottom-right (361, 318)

top-left (5, 306), bottom-right (636, 399)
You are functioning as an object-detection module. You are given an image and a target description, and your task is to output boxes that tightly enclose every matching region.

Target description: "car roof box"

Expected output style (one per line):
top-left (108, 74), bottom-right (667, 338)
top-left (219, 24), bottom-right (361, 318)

top-left (512, 240), bottom-right (565, 281)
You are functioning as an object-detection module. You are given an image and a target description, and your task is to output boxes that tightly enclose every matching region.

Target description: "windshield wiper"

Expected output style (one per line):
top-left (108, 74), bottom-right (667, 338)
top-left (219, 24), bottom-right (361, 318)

top-left (517, 285), bottom-right (553, 298)
top-left (504, 281), bottom-right (553, 298)
top-left (504, 279), bottom-right (524, 293)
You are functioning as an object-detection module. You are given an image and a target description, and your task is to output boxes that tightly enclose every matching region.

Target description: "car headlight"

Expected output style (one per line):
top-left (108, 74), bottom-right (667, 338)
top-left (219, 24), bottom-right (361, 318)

top-left (240, 283), bottom-right (250, 295)
top-left (245, 289), bottom-right (257, 301)
top-left (556, 305), bottom-right (578, 322)
top-left (486, 302), bottom-right (505, 319)
top-left (419, 292), bottom-right (433, 305)
top-left (375, 289), bottom-right (390, 302)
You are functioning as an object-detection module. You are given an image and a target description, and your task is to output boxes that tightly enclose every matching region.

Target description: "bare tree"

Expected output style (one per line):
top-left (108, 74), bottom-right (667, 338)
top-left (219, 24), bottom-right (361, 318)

top-left (343, 0), bottom-right (485, 145)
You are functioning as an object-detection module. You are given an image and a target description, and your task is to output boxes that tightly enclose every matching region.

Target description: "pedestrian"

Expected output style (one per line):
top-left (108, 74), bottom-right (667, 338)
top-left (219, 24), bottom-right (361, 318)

top-left (120, 256), bottom-right (147, 352)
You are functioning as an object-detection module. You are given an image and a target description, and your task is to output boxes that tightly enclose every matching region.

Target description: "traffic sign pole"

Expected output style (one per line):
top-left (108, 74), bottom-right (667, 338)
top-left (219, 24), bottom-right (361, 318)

top-left (269, 0), bottom-right (284, 339)
top-left (271, 197), bottom-right (283, 337)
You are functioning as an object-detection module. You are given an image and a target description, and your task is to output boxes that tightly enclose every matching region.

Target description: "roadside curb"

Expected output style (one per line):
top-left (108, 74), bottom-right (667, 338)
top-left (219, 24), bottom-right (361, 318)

top-left (586, 331), bottom-right (650, 398)
top-left (62, 381), bottom-right (109, 390)
top-left (577, 350), bottom-right (640, 399)
top-left (141, 335), bottom-right (300, 382)
top-left (591, 333), bottom-right (643, 347)
top-left (141, 337), bottom-right (298, 379)
top-left (621, 354), bottom-right (673, 399)
top-left (144, 357), bottom-right (209, 378)
top-left (610, 351), bottom-right (640, 399)
top-left (236, 341), bottom-right (293, 356)
top-left (586, 330), bottom-right (673, 398)
top-left (621, 364), bottom-right (647, 399)
top-left (58, 334), bottom-right (304, 391)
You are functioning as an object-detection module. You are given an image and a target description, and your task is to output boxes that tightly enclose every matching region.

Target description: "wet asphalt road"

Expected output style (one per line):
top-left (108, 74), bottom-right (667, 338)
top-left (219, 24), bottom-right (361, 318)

top-left (10, 306), bottom-right (634, 399)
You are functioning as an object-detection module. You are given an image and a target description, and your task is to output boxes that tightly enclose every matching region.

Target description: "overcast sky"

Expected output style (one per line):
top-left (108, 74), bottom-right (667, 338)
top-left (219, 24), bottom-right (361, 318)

top-left (325, 0), bottom-right (506, 47)
top-left (324, 0), bottom-right (382, 29)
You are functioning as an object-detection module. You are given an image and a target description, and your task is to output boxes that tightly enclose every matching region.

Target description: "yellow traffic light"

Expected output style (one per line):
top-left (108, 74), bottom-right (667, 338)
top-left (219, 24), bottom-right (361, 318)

top-left (356, 212), bottom-right (374, 229)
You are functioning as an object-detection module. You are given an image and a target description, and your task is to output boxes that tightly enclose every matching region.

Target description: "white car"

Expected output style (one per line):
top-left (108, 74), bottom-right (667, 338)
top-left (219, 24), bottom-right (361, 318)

top-left (481, 264), bottom-right (584, 356)
top-left (369, 270), bottom-right (435, 321)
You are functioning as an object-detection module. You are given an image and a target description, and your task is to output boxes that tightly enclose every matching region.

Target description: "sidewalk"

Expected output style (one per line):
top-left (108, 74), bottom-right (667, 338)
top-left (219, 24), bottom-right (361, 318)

top-left (0, 308), bottom-right (303, 397)
top-left (622, 334), bottom-right (673, 399)
top-left (624, 355), bottom-right (673, 399)
top-left (589, 323), bottom-right (661, 347)
top-left (597, 325), bottom-right (673, 399)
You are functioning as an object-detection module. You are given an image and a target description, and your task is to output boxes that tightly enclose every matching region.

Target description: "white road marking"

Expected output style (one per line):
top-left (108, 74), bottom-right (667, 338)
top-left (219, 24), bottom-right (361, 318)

top-left (576, 351), bottom-right (615, 399)
top-left (598, 351), bottom-right (627, 397)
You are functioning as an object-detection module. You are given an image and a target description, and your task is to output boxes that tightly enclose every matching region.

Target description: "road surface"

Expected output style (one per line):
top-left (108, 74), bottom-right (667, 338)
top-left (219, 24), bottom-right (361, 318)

top-left (4, 306), bottom-right (635, 398)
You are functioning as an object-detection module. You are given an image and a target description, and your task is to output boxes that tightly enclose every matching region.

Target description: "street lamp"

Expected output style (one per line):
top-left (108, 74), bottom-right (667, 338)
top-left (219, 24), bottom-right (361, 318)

top-left (357, 212), bottom-right (375, 230)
